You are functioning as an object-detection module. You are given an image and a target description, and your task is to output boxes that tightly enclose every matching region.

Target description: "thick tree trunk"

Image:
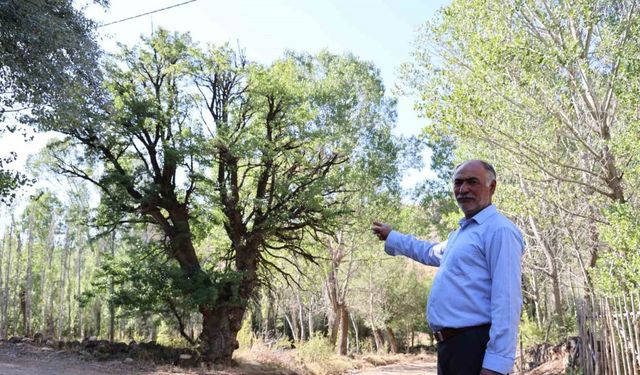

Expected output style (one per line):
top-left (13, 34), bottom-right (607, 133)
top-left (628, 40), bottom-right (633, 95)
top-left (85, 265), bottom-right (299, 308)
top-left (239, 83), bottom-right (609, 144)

top-left (199, 305), bottom-right (246, 364)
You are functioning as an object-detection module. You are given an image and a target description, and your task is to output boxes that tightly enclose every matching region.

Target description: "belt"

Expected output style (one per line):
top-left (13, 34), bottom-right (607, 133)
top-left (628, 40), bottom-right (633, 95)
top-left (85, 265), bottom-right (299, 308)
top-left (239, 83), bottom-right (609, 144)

top-left (434, 323), bottom-right (491, 343)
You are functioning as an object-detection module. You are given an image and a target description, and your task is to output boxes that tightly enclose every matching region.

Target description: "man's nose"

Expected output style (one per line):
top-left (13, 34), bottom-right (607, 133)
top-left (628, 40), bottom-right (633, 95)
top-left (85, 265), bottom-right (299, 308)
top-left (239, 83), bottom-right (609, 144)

top-left (459, 182), bottom-right (470, 193)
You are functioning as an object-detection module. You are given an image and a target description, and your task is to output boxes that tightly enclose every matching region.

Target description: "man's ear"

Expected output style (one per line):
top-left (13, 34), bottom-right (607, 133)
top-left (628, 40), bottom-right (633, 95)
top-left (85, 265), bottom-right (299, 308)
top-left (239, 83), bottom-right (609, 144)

top-left (490, 180), bottom-right (497, 195)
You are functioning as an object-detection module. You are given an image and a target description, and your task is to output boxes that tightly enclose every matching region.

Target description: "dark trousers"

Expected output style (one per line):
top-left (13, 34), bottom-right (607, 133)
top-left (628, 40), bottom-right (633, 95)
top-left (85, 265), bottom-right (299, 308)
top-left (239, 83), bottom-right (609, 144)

top-left (436, 324), bottom-right (491, 375)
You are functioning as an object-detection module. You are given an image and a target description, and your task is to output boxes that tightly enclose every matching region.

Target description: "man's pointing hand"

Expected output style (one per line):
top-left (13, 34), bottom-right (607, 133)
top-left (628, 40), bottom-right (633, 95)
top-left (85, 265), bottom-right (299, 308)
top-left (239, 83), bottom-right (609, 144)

top-left (371, 221), bottom-right (392, 241)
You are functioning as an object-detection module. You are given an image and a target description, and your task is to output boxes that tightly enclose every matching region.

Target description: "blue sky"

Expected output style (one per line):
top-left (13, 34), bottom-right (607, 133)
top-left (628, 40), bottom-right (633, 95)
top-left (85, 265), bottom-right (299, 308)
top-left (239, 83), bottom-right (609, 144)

top-left (88, 0), bottom-right (449, 136)
top-left (2, 0), bottom-right (450, 203)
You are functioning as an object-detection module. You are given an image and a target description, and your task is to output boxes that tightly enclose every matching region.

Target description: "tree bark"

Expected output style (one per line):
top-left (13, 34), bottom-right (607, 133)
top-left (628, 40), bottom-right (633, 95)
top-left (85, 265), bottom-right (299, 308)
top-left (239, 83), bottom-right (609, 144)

top-left (337, 303), bottom-right (349, 355)
top-left (199, 305), bottom-right (245, 364)
top-left (284, 312), bottom-right (299, 342)
top-left (57, 228), bottom-right (71, 339)
top-left (109, 232), bottom-right (115, 343)
top-left (373, 328), bottom-right (385, 353)
top-left (1, 219), bottom-right (15, 338)
top-left (75, 231), bottom-right (83, 338)
top-left (350, 312), bottom-right (359, 354)
top-left (386, 327), bottom-right (398, 353)
top-left (24, 212), bottom-right (34, 337)
top-left (13, 231), bottom-right (23, 337)
top-left (42, 219), bottom-right (55, 336)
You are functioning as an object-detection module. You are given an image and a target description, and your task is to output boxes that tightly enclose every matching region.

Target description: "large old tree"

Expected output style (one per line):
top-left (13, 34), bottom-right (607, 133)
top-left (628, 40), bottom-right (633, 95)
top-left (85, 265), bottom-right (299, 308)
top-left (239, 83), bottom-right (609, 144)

top-left (44, 30), bottom-right (399, 363)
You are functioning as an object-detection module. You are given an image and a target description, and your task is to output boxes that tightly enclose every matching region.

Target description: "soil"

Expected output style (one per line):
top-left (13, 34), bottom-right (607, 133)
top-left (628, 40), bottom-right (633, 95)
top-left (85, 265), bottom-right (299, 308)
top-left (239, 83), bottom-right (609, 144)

top-left (352, 360), bottom-right (437, 374)
top-left (0, 341), bottom-right (244, 375)
top-left (0, 340), bottom-right (562, 375)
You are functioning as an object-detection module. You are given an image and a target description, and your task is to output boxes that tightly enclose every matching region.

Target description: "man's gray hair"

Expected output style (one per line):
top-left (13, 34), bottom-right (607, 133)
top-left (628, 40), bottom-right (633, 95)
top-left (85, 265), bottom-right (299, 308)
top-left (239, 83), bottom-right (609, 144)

top-left (454, 160), bottom-right (497, 185)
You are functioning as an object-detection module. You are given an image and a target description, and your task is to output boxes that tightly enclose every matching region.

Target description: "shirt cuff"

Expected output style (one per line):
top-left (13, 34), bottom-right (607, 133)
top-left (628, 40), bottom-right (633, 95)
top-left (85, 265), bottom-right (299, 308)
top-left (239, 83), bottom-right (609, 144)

top-left (384, 231), bottom-right (401, 256)
top-left (482, 352), bottom-right (514, 374)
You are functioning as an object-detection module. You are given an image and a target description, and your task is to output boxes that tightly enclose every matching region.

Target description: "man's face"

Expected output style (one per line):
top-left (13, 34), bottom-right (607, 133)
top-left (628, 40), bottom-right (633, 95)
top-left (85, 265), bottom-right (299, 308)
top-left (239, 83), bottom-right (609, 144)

top-left (452, 161), bottom-right (496, 219)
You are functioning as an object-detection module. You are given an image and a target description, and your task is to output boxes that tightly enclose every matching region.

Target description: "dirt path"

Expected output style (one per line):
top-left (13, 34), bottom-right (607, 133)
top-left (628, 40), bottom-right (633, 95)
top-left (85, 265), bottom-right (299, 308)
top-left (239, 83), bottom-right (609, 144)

top-left (0, 341), bottom-right (438, 375)
top-left (353, 360), bottom-right (437, 375)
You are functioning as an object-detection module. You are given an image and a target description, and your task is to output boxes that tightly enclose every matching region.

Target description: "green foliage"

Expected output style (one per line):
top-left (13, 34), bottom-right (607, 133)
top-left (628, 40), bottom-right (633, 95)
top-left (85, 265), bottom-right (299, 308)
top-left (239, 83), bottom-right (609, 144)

top-left (83, 235), bottom-right (244, 318)
top-left (592, 203), bottom-right (640, 293)
top-left (518, 311), bottom-right (546, 348)
top-left (0, 0), bottom-right (107, 201)
top-left (295, 333), bottom-right (334, 362)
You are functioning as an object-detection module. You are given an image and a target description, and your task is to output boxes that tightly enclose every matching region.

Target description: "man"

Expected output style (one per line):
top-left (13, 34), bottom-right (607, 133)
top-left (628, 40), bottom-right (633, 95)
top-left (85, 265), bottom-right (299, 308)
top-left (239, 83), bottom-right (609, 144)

top-left (372, 160), bottom-right (524, 375)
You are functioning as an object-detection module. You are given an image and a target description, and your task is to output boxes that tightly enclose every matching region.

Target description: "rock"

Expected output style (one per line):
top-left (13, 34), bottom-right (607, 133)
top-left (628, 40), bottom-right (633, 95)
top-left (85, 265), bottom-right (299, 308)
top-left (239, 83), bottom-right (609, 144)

top-left (95, 340), bottom-right (111, 354)
top-left (110, 341), bottom-right (129, 354)
top-left (65, 340), bottom-right (81, 352)
top-left (45, 339), bottom-right (56, 348)
top-left (175, 352), bottom-right (199, 367)
top-left (33, 332), bottom-right (44, 345)
top-left (83, 337), bottom-right (98, 349)
top-left (8, 336), bottom-right (23, 344)
top-left (124, 357), bottom-right (134, 364)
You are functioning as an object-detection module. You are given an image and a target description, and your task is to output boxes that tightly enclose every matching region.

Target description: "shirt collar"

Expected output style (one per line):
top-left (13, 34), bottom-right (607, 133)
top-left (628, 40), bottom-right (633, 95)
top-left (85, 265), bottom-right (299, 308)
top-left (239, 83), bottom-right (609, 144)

top-left (458, 204), bottom-right (497, 226)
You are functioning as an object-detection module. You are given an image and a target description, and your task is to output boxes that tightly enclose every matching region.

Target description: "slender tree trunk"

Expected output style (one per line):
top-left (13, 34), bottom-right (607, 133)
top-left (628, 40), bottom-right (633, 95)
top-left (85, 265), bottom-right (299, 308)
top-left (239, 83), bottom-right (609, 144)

top-left (298, 297), bottom-right (305, 342)
top-left (350, 312), bottom-right (359, 353)
top-left (284, 312), bottom-right (299, 342)
top-left (42, 219), bottom-right (55, 336)
top-left (520, 177), bottom-right (563, 323)
top-left (1, 219), bottom-right (15, 338)
top-left (57, 228), bottom-right (71, 339)
top-left (386, 327), bottom-right (398, 353)
top-left (307, 301), bottom-right (314, 338)
top-left (337, 304), bottom-right (349, 355)
top-left (94, 301), bottom-right (101, 338)
top-left (373, 328), bottom-right (385, 352)
top-left (75, 233), bottom-right (83, 338)
top-left (12, 232), bottom-right (23, 336)
top-left (24, 212), bottom-right (34, 337)
top-left (0, 230), bottom-right (4, 338)
top-left (109, 231), bottom-right (115, 343)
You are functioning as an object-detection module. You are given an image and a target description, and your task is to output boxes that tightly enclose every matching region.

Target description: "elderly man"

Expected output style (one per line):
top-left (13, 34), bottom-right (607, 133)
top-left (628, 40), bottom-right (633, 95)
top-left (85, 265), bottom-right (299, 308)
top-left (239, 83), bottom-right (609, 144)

top-left (372, 160), bottom-right (524, 375)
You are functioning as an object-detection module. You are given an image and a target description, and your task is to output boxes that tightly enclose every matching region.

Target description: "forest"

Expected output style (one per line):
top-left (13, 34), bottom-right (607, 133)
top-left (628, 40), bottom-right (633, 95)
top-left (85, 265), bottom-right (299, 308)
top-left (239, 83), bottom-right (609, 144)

top-left (1, 0), bottom-right (639, 374)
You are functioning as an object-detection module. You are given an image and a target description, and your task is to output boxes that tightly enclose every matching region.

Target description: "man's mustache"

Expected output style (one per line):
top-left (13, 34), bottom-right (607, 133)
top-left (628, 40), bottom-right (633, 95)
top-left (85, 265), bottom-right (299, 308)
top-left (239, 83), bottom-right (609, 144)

top-left (456, 195), bottom-right (475, 200)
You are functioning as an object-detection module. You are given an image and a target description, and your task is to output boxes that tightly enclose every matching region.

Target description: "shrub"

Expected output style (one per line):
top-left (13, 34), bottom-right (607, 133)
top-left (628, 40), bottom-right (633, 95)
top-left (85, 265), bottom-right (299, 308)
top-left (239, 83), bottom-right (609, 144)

top-left (296, 333), bottom-right (334, 363)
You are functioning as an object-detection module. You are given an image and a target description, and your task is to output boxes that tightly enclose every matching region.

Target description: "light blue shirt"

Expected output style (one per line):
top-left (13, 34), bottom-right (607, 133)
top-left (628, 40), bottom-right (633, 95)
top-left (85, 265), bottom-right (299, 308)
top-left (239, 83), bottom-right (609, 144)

top-left (384, 204), bottom-right (524, 374)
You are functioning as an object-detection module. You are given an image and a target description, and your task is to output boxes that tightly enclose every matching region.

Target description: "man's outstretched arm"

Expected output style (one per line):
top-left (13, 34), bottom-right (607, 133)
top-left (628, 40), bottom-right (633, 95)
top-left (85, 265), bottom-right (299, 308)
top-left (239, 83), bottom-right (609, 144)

top-left (371, 221), bottom-right (445, 266)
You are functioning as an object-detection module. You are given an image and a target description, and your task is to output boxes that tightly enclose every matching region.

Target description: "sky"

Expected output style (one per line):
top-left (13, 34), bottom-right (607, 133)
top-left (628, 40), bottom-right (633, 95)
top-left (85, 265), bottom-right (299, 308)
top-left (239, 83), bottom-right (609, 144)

top-left (2, 0), bottom-right (450, 203)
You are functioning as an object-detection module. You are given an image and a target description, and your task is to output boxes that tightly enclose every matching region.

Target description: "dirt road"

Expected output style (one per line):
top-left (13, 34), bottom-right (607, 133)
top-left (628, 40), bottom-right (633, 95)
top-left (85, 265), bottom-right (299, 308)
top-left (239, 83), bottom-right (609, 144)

top-left (0, 341), bottom-right (438, 375)
top-left (353, 360), bottom-right (437, 375)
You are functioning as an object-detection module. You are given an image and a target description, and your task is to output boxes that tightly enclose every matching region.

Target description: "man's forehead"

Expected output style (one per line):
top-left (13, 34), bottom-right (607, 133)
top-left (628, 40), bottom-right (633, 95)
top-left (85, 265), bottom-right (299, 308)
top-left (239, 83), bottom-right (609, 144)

top-left (453, 162), bottom-right (486, 179)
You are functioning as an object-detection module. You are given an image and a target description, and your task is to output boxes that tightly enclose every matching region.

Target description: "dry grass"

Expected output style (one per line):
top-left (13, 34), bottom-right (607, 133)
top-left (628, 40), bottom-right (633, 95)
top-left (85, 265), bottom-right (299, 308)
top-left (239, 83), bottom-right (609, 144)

top-left (232, 342), bottom-right (435, 375)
